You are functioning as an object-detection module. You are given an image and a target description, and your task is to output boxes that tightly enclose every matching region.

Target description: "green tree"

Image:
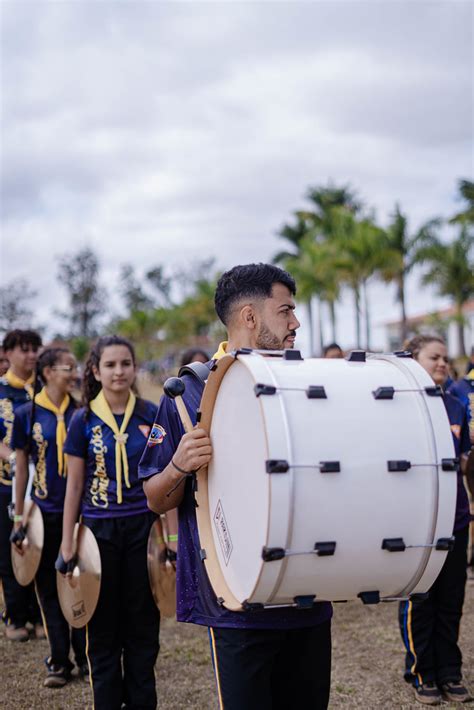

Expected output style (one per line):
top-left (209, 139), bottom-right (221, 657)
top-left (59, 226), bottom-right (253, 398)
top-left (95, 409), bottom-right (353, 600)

top-left (330, 208), bottom-right (396, 349)
top-left (145, 266), bottom-right (173, 307)
top-left (0, 279), bottom-right (38, 333)
top-left (382, 205), bottom-right (440, 344)
top-left (416, 226), bottom-right (474, 356)
top-left (120, 265), bottom-right (153, 312)
top-left (57, 247), bottom-right (106, 338)
top-left (274, 184), bottom-right (359, 350)
top-left (451, 179), bottom-right (474, 225)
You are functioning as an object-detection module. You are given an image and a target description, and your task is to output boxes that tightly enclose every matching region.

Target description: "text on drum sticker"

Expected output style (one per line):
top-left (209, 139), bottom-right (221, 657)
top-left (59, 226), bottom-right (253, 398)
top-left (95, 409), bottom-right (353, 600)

top-left (213, 500), bottom-right (233, 566)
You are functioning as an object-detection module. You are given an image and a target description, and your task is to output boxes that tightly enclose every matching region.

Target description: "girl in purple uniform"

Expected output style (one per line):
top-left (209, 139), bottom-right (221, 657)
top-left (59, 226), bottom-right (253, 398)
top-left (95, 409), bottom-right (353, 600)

top-left (59, 336), bottom-right (160, 710)
top-left (399, 335), bottom-right (472, 705)
top-left (11, 347), bottom-right (87, 687)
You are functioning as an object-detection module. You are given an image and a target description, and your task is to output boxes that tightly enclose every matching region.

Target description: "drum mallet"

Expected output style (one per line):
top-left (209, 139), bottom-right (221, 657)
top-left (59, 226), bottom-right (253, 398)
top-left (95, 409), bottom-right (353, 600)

top-left (163, 377), bottom-right (194, 433)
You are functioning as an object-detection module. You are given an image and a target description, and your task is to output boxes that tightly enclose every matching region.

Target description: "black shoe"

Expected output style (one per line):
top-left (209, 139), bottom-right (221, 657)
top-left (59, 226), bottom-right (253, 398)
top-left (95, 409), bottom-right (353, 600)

top-left (43, 665), bottom-right (71, 688)
top-left (414, 682), bottom-right (443, 705)
top-left (440, 681), bottom-right (472, 703)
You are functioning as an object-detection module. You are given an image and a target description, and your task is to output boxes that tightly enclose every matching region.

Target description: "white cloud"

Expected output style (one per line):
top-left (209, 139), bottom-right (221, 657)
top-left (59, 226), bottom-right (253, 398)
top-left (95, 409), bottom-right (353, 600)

top-left (0, 0), bottom-right (472, 347)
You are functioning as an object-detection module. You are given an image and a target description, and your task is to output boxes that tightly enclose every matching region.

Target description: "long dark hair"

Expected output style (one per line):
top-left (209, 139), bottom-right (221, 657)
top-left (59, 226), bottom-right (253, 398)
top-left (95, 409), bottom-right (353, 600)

top-left (82, 335), bottom-right (137, 410)
top-left (36, 347), bottom-right (71, 386)
top-left (28, 347), bottom-right (75, 453)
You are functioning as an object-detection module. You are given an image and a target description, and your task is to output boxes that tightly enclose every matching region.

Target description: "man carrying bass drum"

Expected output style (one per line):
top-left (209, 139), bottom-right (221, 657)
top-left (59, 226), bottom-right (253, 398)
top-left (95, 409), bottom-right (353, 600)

top-left (139, 264), bottom-right (332, 710)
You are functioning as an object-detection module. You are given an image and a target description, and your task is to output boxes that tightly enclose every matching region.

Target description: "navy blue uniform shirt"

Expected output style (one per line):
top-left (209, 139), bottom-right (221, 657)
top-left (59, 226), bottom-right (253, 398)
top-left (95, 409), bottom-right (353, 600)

top-left (448, 374), bottom-right (474, 428)
top-left (12, 399), bottom-right (77, 514)
top-left (444, 391), bottom-right (471, 531)
top-left (139, 370), bottom-right (333, 630)
top-left (65, 398), bottom-right (157, 518)
top-left (0, 378), bottom-right (32, 494)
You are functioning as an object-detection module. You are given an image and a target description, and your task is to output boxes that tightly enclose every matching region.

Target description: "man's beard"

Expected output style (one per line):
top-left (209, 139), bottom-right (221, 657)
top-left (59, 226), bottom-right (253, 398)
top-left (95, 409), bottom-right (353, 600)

top-left (255, 325), bottom-right (295, 350)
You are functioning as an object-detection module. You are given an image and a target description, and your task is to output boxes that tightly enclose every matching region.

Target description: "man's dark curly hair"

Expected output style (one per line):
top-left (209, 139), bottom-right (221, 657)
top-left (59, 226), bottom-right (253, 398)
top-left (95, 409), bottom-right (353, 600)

top-left (2, 329), bottom-right (42, 352)
top-left (214, 263), bottom-right (296, 326)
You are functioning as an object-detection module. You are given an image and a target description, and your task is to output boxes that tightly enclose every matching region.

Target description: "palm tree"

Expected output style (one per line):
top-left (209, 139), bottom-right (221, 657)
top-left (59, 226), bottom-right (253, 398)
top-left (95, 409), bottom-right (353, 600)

top-left (274, 214), bottom-right (317, 349)
top-left (281, 237), bottom-right (341, 353)
top-left (382, 205), bottom-right (440, 344)
top-left (450, 179), bottom-right (474, 225)
top-left (330, 208), bottom-right (398, 349)
top-left (416, 227), bottom-right (474, 356)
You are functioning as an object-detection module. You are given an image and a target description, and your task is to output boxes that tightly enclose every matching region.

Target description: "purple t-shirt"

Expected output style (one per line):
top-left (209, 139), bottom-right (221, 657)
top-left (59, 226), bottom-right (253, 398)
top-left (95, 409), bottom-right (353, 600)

top-left (64, 398), bottom-right (157, 518)
top-left (443, 391), bottom-right (471, 532)
top-left (138, 370), bottom-right (333, 630)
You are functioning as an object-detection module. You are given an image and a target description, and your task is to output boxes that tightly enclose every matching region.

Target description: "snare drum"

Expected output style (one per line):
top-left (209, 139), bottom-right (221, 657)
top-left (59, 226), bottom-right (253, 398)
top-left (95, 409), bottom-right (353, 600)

top-left (197, 350), bottom-right (457, 610)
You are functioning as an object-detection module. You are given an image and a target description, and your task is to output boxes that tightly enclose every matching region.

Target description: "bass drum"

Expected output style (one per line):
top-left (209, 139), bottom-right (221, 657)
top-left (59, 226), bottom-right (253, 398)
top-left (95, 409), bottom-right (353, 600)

top-left (197, 351), bottom-right (457, 610)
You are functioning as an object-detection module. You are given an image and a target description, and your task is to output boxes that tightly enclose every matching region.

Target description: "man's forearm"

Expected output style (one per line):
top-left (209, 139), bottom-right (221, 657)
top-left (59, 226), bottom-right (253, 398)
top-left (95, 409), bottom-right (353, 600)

top-left (144, 462), bottom-right (186, 514)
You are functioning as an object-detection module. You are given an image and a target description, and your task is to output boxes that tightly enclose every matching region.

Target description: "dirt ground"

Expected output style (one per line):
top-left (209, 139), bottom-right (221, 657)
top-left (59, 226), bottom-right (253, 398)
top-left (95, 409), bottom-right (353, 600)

top-left (1, 573), bottom-right (473, 709)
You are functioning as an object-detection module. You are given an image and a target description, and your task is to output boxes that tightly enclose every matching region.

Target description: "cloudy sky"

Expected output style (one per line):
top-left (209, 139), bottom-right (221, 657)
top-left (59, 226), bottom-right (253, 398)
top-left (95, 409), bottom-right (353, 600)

top-left (1, 0), bottom-right (472, 351)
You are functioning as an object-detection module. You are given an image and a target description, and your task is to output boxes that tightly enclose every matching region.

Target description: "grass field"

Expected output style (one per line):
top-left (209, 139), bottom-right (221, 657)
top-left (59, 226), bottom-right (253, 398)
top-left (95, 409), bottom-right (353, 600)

top-left (1, 574), bottom-right (473, 709)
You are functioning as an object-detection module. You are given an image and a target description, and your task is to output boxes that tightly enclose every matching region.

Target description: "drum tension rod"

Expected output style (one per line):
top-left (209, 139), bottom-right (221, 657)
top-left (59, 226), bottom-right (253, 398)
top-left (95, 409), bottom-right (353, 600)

top-left (262, 542), bottom-right (336, 562)
top-left (382, 536), bottom-right (455, 552)
top-left (254, 384), bottom-right (327, 398)
top-left (373, 385), bottom-right (443, 399)
top-left (387, 458), bottom-right (459, 472)
top-left (266, 460), bottom-right (340, 473)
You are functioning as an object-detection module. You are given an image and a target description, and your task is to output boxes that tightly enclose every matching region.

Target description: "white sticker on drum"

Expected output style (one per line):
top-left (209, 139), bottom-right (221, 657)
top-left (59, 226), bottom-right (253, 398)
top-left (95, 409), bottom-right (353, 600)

top-left (213, 500), bottom-right (233, 566)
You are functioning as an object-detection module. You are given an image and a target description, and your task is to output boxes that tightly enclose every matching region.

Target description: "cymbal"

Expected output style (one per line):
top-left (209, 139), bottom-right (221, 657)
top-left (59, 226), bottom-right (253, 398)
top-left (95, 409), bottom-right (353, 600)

top-left (11, 500), bottom-right (44, 586)
top-left (56, 523), bottom-right (101, 628)
top-left (147, 520), bottom-right (176, 618)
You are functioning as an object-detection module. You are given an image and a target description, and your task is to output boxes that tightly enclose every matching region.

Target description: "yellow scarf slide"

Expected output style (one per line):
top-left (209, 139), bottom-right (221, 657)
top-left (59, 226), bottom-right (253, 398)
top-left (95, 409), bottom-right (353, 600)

top-left (35, 388), bottom-right (70, 476)
top-left (90, 389), bottom-right (136, 504)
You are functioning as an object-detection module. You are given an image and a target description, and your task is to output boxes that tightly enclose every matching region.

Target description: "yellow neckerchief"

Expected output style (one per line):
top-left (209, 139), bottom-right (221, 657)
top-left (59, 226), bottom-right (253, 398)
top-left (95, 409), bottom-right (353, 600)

top-left (90, 389), bottom-right (136, 504)
top-left (212, 341), bottom-right (228, 360)
top-left (6, 369), bottom-right (35, 398)
top-left (35, 388), bottom-right (70, 476)
top-left (467, 369), bottom-right (474, 381)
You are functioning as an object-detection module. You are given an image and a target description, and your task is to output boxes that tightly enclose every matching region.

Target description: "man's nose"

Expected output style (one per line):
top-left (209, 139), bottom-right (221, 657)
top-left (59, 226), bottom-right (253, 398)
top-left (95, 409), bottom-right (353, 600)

top-left (291, 313), bottom-right (301, 330)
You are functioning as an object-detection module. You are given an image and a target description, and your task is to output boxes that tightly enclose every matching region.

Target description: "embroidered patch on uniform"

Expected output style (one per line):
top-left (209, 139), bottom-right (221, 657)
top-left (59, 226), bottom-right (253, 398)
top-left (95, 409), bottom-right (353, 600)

top-left (139, 425), bottom-right (151, 439)
top-left (147, 423), bottom-right (166, 446)
top-left (450, 424), bottom-right (461, 439)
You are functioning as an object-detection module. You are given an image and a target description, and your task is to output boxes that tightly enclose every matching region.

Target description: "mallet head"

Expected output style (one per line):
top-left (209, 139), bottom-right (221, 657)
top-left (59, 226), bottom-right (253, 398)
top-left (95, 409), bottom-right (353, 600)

top-left (163, 377), bottom-right (185, 399)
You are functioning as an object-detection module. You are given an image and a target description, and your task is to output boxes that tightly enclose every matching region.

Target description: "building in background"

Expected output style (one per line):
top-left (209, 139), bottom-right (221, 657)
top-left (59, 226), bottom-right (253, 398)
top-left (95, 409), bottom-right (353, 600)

top-left (384, 300), bottom-right (474, 356)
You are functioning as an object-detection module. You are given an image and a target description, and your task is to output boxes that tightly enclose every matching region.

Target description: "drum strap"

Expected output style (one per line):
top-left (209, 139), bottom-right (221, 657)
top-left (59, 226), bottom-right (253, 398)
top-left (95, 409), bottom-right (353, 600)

top-left (177, 361), bottom-right (212, 386)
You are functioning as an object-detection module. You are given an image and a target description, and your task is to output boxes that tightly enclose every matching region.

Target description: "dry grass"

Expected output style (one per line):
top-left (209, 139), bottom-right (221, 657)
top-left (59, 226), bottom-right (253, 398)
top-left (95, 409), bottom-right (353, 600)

top-left (1, 574), bottom-right (473, 709)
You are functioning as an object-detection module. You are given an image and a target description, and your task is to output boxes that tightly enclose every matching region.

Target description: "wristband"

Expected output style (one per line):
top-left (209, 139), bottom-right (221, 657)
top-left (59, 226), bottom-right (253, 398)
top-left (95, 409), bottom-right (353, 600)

top-left (13, 514), bottom-right (23, 523)
top-left (171, 458), bottom-right (192, 476)
top-left (168, 534), bottom-right (178, 542)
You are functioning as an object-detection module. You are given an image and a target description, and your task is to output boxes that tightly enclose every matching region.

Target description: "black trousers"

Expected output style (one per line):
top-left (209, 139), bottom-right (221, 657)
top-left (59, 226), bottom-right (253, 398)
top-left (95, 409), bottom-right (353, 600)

top-left (0, 493), bottom-right (40, 627)
top-left (399, 525), bottom-right (468, 686)
top-left (84, 512), bottom-right (160, 710)
top-left (209, 619), bottom-right (332, 710)
top-left (36, 511), bottom-right (86, 671)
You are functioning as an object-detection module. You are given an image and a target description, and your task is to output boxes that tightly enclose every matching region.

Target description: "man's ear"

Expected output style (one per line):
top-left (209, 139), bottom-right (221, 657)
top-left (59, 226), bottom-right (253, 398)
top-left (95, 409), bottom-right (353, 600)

top-left (240, 305), bottom-right (257, 331)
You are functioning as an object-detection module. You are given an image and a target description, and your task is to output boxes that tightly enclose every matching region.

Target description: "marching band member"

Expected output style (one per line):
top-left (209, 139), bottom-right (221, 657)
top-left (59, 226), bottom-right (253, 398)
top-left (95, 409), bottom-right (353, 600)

top-left (399, 335), bottom-right (472, 705)
top-left (59, 335), bottom-right (160, 710)
top-left (0, 329), bottom-right (43, 642)
top-left (11, 346), bottom-right (87, 687)
top-left (140, 264), bottom-right (333, 710)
